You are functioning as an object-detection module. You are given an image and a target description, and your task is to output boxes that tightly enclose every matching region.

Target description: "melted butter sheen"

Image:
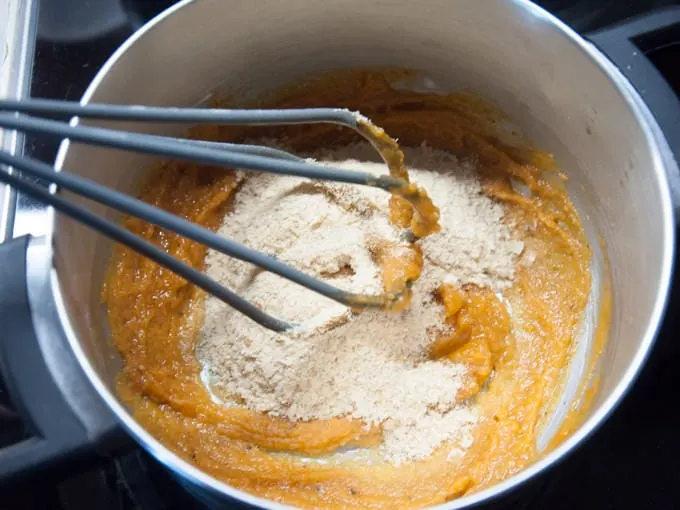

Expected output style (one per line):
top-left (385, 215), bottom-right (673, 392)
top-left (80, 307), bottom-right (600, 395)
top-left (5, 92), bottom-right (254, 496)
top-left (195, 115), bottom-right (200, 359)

top-left (103, 70), bottom-right (606, 509)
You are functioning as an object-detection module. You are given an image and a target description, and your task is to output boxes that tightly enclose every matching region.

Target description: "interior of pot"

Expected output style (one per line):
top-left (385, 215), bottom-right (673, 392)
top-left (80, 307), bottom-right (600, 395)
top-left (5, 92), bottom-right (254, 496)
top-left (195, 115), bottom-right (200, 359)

top-left (53, 0), bottom-right (670, 488)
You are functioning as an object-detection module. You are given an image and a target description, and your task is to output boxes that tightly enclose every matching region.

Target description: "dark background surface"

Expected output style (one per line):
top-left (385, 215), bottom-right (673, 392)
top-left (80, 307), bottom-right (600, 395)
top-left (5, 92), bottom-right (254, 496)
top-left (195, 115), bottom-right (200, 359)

top-left (2, 1), bottom-right (680, 508)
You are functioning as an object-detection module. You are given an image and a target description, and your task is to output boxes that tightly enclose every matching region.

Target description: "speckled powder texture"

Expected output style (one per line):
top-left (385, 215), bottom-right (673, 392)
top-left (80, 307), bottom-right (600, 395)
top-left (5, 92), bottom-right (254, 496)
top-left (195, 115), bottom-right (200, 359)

top-left (197, 143), bottom-right (523, 464)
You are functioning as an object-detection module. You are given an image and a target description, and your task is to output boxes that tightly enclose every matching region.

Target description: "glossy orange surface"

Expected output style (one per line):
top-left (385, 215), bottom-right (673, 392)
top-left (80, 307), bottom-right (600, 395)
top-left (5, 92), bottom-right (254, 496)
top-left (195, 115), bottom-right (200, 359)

top-left (103, 70), bottom-right (606, 509)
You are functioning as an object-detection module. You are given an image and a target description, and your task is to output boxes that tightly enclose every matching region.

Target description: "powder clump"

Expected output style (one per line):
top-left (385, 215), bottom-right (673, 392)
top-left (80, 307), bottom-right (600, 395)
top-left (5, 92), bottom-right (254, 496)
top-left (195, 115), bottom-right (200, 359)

top-left (197, 143), bottom-right (522, 464)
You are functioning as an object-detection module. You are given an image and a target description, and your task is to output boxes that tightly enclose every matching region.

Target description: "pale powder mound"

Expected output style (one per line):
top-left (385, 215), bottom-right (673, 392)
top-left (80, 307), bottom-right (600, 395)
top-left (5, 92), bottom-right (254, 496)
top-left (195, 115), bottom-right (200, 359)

top-left (197, 143), bottom-right (522, 464)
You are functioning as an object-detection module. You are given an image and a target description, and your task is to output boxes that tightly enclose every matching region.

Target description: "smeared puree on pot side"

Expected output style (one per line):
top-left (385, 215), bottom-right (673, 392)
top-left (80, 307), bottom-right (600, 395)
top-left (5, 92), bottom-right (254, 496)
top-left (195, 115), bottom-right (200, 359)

top-left (103, 70), bottom-right (609, 509)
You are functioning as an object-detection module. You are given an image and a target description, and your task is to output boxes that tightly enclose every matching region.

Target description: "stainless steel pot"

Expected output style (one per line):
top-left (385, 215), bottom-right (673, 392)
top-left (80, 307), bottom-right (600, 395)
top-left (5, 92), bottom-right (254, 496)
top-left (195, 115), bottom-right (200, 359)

top-left (1, 0), bottom-right (679, 508)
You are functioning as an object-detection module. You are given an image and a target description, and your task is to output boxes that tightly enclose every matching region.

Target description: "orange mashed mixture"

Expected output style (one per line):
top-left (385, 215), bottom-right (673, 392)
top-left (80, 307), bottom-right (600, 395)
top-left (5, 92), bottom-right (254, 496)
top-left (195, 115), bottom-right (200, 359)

top-left (103, 70), bottom-right (609, 508)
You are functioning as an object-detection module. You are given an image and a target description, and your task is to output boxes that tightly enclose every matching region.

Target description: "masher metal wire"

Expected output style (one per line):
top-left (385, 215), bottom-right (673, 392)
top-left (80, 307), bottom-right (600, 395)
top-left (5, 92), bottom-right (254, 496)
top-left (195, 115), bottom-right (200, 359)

top-left (0, 99), bottom-right (419, 332)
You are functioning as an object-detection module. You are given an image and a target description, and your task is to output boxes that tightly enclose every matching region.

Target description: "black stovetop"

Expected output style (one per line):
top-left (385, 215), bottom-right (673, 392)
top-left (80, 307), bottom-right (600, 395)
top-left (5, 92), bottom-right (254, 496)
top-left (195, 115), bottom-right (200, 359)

top-left (3, 1), bottom-right (680, 508)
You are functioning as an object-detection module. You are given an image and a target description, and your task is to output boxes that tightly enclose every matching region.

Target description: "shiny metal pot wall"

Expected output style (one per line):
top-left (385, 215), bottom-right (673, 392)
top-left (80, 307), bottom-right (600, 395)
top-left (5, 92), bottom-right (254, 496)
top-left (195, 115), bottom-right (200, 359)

top-left (1, 0), bottom-right (677, 507)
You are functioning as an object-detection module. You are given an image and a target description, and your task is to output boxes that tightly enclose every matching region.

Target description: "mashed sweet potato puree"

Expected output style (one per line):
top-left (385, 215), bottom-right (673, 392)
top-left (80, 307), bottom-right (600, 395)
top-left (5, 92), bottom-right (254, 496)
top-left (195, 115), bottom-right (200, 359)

top-left (103, 70), bottom-right (609, 508)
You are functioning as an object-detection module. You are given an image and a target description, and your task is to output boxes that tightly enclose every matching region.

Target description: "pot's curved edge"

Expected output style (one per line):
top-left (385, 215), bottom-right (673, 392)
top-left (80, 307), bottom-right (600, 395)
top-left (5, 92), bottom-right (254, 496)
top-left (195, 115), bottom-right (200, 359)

top-left (50, 1), bottom-right (293, 508)
top-left (50, 0), bottom-right (676, 508)
top-left (430, 2), bottom-right (676, 508)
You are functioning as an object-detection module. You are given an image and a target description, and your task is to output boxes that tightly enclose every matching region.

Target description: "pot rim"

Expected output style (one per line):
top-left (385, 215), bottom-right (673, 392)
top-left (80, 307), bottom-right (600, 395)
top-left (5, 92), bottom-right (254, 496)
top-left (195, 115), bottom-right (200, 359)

top-left (51, 0), bottom-right (676, 508)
